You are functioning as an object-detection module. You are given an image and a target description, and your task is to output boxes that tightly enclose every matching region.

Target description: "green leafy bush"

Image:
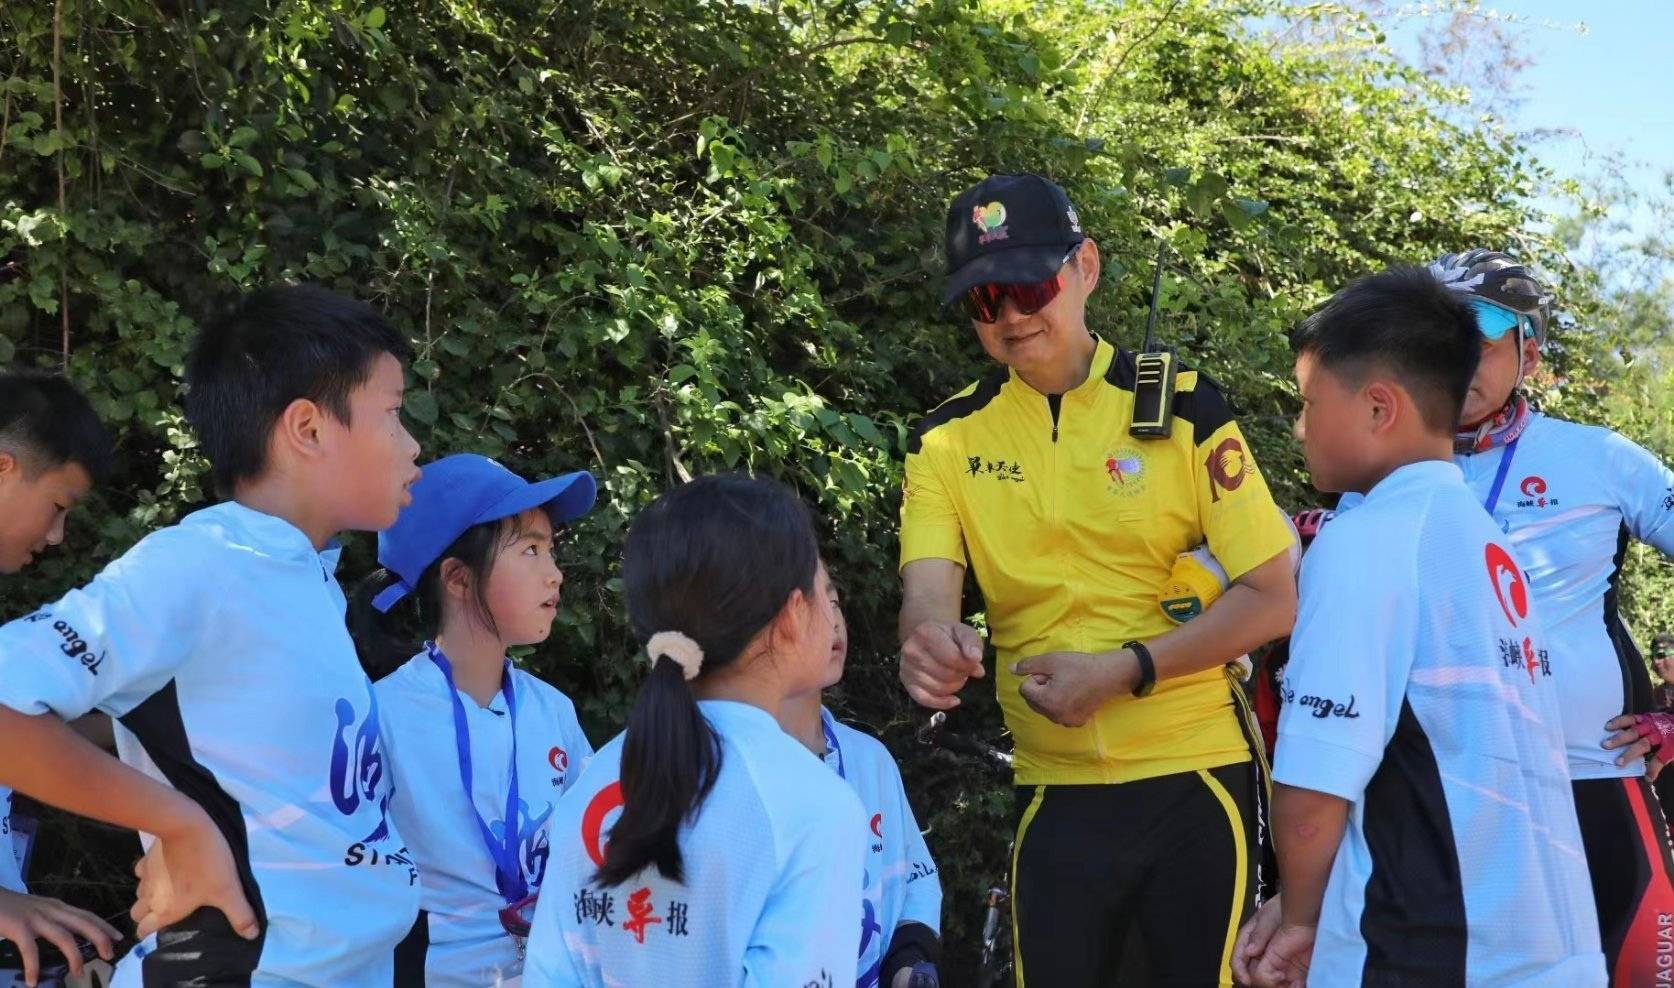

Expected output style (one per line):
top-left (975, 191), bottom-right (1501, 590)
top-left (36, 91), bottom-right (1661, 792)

top-left (3, 0), bottom-right (1664, 976)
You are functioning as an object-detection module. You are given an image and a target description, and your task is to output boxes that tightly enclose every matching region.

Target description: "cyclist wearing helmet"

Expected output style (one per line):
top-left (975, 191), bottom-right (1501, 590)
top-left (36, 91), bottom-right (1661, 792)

top-left (1428, 248), bottom-right (1674, 985)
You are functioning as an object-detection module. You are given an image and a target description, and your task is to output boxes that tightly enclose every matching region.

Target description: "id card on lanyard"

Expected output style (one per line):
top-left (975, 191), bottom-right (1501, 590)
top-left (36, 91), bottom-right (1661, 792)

top-left (426, 643), bottom-right (530, 925)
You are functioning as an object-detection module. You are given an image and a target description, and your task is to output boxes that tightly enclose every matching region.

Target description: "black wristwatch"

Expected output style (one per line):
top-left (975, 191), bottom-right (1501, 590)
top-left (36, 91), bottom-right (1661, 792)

top-left (1125, 640), bottom-right (1156, 697)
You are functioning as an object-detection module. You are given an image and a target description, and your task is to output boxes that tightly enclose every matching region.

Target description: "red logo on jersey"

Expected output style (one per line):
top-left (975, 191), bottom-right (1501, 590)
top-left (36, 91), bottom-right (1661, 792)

top-left (1485, 542), bottom-right (1528, 627)
top-left (1205, 438), bottom-right (1252, 503)
top-left (623, 887), bottom-right (662, 944)
top-left (870, 813), bottom-right (883, 838)
top-left (581, 781), bottom-right (624, 867)
top-left (548, 746), bottom-right (569, 775)
top-left (1518, 475), bottom-right (1554, 508)
top-left (1522, 637), bottom-right (1540, 684)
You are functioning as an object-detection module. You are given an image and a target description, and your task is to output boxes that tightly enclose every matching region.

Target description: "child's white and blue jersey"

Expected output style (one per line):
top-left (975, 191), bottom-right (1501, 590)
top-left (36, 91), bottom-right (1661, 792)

top-left (1274, 461), bottom-right (1604, 986)
top-left (523, 700), bottom-right (867, 988)
top-left (1456, 413), bottom-right (1674, 779)
top-left (0, 503), bottom-right (420, 987)
top-left (0, 787), bottom-right (22, 893)
top-left (818, 709), bottom-right (941, 988)
top-left (376, 653), bottom-right (594, 988)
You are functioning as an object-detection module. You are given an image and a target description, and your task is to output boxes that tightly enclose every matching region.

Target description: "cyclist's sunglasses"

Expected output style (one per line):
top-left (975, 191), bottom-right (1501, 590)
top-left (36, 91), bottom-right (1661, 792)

top-left (499, 893), bottom-right (539, 939)
top-left (956, 243), bottom-right (1082, 323)
top-left (1469, 297), bottom-right (1533, 342)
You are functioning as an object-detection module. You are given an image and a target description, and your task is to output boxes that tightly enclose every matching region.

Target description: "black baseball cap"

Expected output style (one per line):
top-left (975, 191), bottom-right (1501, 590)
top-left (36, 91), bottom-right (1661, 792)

top-left (943, 173), bottom-right (1085, 305)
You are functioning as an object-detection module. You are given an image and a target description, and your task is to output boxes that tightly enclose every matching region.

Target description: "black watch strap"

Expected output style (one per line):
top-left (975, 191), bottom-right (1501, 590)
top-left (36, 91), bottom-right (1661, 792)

top-left (1125, 640), bottom-right (1156, 697)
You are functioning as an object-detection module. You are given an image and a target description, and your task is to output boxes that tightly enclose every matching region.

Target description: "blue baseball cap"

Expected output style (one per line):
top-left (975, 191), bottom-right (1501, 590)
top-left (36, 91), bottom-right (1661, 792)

top-left (372, 453), bottom-right (598, 612)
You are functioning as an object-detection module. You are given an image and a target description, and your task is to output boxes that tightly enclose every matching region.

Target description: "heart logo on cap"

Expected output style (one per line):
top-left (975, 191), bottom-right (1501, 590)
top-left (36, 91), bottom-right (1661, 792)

top-left (971, 201), bottom-right (1007, 232)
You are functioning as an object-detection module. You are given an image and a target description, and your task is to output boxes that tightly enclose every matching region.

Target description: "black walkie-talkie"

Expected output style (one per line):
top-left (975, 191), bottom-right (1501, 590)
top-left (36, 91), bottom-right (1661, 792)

top-left (1129, 240), bottom-right (1177, 439)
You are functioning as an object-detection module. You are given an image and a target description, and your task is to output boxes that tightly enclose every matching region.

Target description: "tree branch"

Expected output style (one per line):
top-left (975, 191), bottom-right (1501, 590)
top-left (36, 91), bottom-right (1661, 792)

top-left (652, 385), bottom-right (693, 487)
top-left (53, 0), bottom-right (71, 364)
top-left (0, 91), bottom-right (13, 173)
top-left (668, 35), bottom-right (890, 130)
top-left (1076, 0), bottom-right (1186, 136)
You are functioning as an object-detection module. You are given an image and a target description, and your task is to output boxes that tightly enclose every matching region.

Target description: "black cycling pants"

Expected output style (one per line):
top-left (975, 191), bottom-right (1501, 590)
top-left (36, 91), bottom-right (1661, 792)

top-left (1574, 774), bottom-right (1674, 985)
top-left (1010, 762), bottom-right (1260, 988)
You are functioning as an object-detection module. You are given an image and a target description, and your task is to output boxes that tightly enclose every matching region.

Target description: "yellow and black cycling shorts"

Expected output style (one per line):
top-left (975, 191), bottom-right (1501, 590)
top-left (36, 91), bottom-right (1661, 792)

top-left (1009, 762), bottom-right (1260, 988)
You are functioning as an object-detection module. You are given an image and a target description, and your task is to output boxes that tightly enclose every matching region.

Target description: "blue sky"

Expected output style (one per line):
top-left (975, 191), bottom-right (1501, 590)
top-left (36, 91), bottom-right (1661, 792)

top-left (1498, 2), bottom-right (1673, 194)
top-left (1386, 2), bottom-right (1673, 244)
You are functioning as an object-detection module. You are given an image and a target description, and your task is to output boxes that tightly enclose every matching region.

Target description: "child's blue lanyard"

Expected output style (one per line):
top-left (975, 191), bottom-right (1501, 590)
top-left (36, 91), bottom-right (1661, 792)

top-left (820, 709), bottom-right (846, 780)
top-left (425, 642), bottom-right (527, 904)
top-left (1482, 438), bottom-right (1520, 517)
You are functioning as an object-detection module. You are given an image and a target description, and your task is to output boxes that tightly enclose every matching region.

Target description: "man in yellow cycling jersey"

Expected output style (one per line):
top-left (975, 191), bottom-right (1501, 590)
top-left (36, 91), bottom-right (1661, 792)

top-left (897, 174), bottom-right (1297, 986)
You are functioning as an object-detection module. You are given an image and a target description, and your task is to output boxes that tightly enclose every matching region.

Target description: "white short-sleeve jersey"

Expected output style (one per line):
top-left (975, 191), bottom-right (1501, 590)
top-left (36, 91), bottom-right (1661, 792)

top-left (376, 653), bottom-right (594, 987)
top-left (1275, 461), bottom-right (1604, 986)
top-left (0, 503), bottom-right (420, 987)
top-left (524, 700), bottom-right (866, 988)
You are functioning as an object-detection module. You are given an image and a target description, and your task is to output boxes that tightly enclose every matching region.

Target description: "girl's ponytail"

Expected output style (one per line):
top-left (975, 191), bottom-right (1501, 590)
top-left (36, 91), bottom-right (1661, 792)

top-left (346, 520), bottom-right (508, 682)
top-left (595, 474), bottom-right (819, 886)
top-left (346, 568), bottom-right (419, 681)
top-left (595, 639), bottom-right (720, 886)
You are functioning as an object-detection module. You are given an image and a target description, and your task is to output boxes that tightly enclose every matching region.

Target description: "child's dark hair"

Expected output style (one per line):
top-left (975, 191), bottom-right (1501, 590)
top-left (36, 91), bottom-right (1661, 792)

top-left (0, 370), bottom-right (113, 483)
top-left (596, 473), bottom-right (820, 887)
top-left (1291, 265), bottom-right (1482, 433)
top-left (184, 284), bottom-right (411, 496)
top-left (347, 520), bottom-right (510, 681)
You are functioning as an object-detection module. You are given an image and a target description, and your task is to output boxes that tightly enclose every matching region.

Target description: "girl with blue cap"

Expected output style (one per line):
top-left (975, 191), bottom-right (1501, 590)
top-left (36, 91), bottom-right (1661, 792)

top-left (350, 453), bottom-right (598, 987)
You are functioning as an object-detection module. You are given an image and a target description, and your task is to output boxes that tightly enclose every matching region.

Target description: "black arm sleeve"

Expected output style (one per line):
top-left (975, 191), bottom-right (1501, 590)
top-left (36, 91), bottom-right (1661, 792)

top-left (882, 920), bottom-right (942, 981)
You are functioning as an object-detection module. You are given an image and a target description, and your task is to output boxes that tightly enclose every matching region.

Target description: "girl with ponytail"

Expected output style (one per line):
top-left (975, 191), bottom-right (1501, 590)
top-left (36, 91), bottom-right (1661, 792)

top-left (524, 474), bottom-right (868, 988)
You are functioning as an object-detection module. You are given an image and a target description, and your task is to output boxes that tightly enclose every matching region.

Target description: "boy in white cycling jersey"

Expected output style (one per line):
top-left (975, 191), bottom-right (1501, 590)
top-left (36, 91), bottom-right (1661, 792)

top-left (0, 287), bottom-right (425, 987)
top-left (1235, 265), bottom-right (1603, 986)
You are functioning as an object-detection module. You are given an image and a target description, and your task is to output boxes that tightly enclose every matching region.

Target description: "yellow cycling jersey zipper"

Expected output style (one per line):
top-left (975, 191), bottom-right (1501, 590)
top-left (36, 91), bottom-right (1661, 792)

top-left (1043, 390), bottom-right (1109, 774)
